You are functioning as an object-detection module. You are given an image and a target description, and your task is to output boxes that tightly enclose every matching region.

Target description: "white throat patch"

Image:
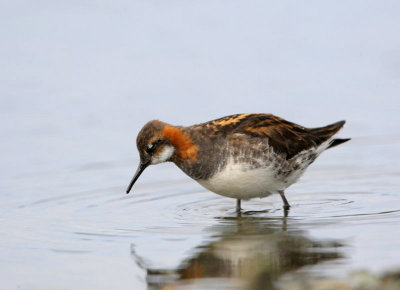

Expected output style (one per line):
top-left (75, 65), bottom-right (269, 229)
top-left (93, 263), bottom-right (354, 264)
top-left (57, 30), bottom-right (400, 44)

top-left (151, 145), bottom-right (175, 164)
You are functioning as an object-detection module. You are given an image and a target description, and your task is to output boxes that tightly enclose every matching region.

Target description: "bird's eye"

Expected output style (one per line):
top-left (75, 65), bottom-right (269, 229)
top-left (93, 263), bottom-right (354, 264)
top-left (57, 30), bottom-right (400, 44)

top-left (146, 139), bottom-right (161, 154)
top-left (146, 143), bottom-right (156, 154)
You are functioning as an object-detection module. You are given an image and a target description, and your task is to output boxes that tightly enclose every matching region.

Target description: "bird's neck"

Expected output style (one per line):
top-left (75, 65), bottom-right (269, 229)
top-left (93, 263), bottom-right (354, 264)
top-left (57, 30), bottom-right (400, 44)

top-left (162, 125), bottom-right (198, 163)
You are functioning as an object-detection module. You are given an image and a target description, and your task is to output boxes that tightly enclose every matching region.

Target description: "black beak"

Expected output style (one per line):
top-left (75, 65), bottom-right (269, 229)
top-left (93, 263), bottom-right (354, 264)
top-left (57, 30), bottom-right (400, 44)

top-left (126, 162), bottom-right (149, 194)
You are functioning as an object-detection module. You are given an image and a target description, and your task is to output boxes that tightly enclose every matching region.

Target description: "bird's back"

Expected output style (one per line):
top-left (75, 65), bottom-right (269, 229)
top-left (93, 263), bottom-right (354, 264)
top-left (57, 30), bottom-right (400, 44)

top-left (189, 113), bottom-right (349, 160)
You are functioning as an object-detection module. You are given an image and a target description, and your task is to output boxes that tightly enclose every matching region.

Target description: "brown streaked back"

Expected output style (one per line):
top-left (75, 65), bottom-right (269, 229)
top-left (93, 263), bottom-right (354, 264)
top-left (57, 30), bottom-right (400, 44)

top-left (190, 114), bottom-right (349, 160)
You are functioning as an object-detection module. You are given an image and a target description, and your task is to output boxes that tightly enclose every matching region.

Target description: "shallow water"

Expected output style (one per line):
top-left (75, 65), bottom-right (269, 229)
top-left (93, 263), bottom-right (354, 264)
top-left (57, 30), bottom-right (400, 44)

top-left (1, 1), bottom-right (400, 289)
top-left (1, 137), bottom-right (400, 289)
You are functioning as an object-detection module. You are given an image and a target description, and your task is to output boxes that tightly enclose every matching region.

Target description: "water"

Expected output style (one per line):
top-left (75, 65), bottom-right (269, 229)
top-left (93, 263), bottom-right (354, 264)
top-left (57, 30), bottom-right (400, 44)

top-left (1, 1), bottom-right (400, 289)
top-left (1, 137), bottom-right (400, 289)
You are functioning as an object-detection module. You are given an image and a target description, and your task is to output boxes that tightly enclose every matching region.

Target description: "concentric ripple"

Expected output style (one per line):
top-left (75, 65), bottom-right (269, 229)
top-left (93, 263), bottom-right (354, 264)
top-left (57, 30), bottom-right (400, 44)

top-left (2, 160), bottom-right (400, 289)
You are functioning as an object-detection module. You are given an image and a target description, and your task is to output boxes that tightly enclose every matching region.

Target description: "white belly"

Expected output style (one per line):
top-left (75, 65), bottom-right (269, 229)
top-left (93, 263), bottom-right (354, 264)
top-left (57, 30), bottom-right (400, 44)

top-left (195, 138), bottom-right (332, 200)
top-left (197, 160), bottom-right (287, 200)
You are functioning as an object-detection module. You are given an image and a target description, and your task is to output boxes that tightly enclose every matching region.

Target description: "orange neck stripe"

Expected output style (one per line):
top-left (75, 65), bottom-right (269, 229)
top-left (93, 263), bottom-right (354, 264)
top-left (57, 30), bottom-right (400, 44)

top-left (162, 126), bottom-right (198, 161)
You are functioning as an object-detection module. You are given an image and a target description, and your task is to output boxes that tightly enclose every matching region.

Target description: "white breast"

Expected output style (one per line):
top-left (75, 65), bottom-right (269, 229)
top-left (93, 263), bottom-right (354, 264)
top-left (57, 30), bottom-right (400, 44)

top-left (197, 157), bottom-right (286, 200)
top-left (196, 137), bottom-right (335, 200)
top-left (196, 138), bottom-right (334, 200)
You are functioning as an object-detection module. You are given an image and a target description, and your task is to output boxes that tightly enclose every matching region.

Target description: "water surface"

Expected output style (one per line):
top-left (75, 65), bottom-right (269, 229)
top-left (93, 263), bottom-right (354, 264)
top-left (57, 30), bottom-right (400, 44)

top-left (1, 137), bottom-right (400, 289)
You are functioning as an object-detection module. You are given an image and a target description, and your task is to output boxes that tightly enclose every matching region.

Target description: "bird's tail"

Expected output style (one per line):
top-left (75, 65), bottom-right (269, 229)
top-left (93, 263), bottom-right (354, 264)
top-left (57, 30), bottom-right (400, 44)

top-left (308, 120), bottom-right (350, 149)
top-left (327, 138), bottom-right (351, 149)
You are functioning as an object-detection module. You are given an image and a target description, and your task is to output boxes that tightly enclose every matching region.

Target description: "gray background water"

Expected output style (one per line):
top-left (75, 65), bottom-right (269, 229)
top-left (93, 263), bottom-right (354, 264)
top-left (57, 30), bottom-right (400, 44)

top-left (1, 1), bottom-right (400, 289)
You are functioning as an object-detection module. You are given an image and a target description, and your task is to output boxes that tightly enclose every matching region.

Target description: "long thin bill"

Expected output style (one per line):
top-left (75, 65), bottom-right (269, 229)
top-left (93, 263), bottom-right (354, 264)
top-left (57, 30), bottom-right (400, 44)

top-left (126, 162), bottom-right (148, 194)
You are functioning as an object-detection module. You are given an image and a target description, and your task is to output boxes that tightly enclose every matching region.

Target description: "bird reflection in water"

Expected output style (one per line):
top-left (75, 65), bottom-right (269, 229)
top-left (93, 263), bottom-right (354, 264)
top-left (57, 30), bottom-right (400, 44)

top-left (131, 214), bottom-right (344, 290)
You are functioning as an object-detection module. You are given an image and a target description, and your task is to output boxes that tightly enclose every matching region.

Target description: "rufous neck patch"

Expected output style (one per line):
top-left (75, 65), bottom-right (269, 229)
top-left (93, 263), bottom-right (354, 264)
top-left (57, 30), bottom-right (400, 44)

top-left (162, 126), bottom-right (198, 161)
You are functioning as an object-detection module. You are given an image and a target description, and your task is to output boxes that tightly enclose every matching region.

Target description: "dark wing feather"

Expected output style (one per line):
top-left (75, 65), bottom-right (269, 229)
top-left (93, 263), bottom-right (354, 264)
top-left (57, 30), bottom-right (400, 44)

top-left (230, 114), bottom-right (346, 159)
top-left (191, 114), bottom-right (348, 159)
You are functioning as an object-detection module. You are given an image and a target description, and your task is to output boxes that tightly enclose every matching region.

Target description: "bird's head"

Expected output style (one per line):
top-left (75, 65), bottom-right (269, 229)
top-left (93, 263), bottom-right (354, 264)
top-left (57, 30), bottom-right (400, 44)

top-left (126, 120), bottom-right (198, 194)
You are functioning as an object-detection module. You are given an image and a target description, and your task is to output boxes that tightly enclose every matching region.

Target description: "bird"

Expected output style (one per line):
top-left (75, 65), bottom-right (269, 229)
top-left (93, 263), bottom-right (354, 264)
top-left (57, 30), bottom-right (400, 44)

top-left (126, 113), bottom-right (350, 213)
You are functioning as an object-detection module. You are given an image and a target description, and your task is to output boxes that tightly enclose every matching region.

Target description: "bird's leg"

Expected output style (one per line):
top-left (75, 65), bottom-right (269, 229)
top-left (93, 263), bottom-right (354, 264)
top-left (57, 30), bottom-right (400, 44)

top-left (236, 199), bottom-right (241, 212)
top-left (278, 190), bottom-right (290, 210)
top-left (283, 207), bottom-right (289, 218)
